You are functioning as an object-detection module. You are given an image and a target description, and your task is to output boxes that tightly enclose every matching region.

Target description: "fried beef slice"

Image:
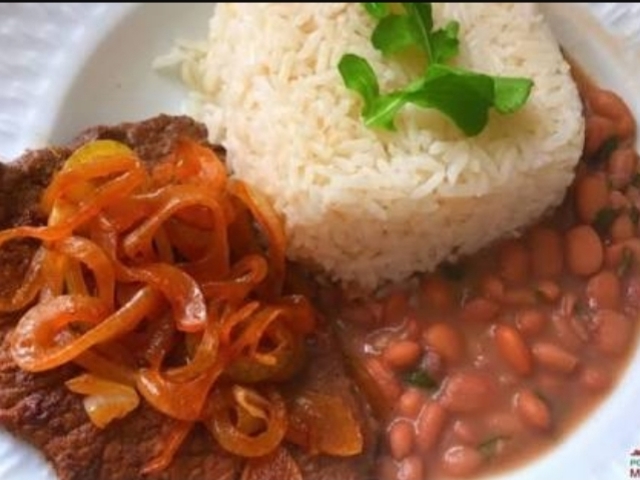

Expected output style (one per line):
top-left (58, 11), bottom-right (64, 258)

top-left (0, 115), bottom-right (377, 480)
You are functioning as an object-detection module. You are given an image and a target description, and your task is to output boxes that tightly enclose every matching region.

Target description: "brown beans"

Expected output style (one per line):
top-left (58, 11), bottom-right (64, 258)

top-left (514, 389), bottom-right (551, 431)
top-left (398, 388), bottom-right (425, 419)
top-left (397, 455), bottom-right (424, 480)
top-left (551, 315), bottom-right (585, 352)
top-left (565, 225), bottom-right (603, 276)
top-left (534, 280), bottom-right (561, 302)
top-left (452, 420), bottom-right (480, 445)
top-left (532, 342), bottom-right (579, 374)
top-left (365, 357), bottom-right (402, 405)
top-left (481, 275), bottom-right (505, 301)
top-left (610, 214), bottom-right (635, 242)
top-left (529, 227), bottom-right (564, 279)
top-left (377, 456), bottom-right (398, 480)
top-left (388, 419), bottom-right (415, 460)
top-left (423, 323), bottom-right (465, 365)
top-left (589, 88), bottom-right (636, 140)
top-left (586, 270), bottom-right (621, 309)
top-left (516, 309), bottom-right (548, 337)
top-left (415, 401), bottom-right (447, 452)
top-left (383, 291), bottom-right (409, 323)
top-left (421, 276), bottom-right (455, 311)
top-left (580, 366), bottom-right (612, 392)
top-left (441, 445), bottom-right (484, 477)
top-left (439, 372), bottom-right (497, 413)
top-left (502, 288), bottom-right (537, 306)
top-left (460, 297), bottom-right (500, 323)
top-left (494, 325), bottom-right (533, 376)
top-left (383, 340), bottom-right (422, 370)
top-left (608, 148), bottom-right (638, 189)
top-left (499, 240), bottom-right (530, 284)
top-left (574, 173), bottom-right (609, 224)
top-left (584, 115), bottom-right (616, 157)
top-left (592, 309), bottom-right (631, 356)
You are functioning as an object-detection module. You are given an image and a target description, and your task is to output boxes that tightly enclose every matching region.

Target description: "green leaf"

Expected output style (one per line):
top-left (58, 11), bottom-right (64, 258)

top-left (403, 369), bottom-right (438, 390)
top-left (338, 54), bottom-right (380, 116)
top-left (493, 77), bottom-right (534, 114)
top-left (371, 14), bottom-right (417, 56)
top-left (402, 3), bottom-right (434, 59)
top-left (430, 20), bottom-right (460, 64)
top-left (363, 2), bottom-right (389, 19)
top-left (408, 65), bottom-right (495, 136)
top-left (365, 91), bottom-right (411, 130)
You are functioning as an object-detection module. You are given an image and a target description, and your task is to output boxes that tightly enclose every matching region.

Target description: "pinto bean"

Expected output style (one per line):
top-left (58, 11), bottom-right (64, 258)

top-left (584, 115), bottom-right (616, 158)
top-left (377, 456), bottom-right (398, 480)
top-left (499, 240), bottom-right (530, 284)
top-left (441, 445), bottom-right (484, 477)
top-left (565, 225), bottom-right (603, 276)
top-left (423, 323), bottom-right (465, 365)
top-left (586, 270), bottom-right (621, 309)
top-left (551, 315), bottom-right (584, 352)
top-left (397, 455), bottom-right (424, 480)
top-left (532, 342), bottom-right (579, 374)
top-left (383, 291), bottom-right (409, 324)
top-left (592, 309), bottom-right (631, 356)
top-left (574, 173), bottom-right (610, 224)
top-left (609, 190), bottom-right (631, 210)
top-left (439, 372), bottom-right (497, 413)
top-left (383, 340), bottom-right (422, 370)
top-left (514, 389), bottom-right (551, 431)
top-left (529, 227), bottom-right (564, 278)
top-left (415, 401), bottom-right (448, 452)
top-left (452, 420), bottom-right (480, 445)
top-left (580, 365), bottom-right (612, 391)
top-left (608, 148), bottom-right (638, 189)
top-left (481, 274), bottom-right (505, 301)
top-left (494, 325), bottom-right (533, 376)
top-left (610, 214), bottom-right (635, 242)
top-left (516, 309), bottom-right (548, 337)
top-left (398, 388), bottom-right (426, 419)
top-left (421, 276), bottom-right (455, 311)
top-left (388, 419), bottom-right (415, 460)
top-left (365, 357), bottom-right (402, 404)
top-left (589, 88), bottom-right (636, 140)
top-left (502, 288), bottom-right (537, 306)
top-left (534, 280), bottom-right (561, 303)
top-left (460, 297), bottom-right (500, 323)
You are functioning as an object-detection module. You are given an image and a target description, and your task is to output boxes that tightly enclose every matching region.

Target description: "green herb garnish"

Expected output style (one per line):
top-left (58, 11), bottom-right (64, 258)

top-left (592, 207), bottom-right (618, 236)
top-left (403, 369), bottom-right (438, 390)
top-left (477, 435), bottom-right (509, 459)
top-left (632, 172), bottom-right (640, 188)
top-left (338, 3), bottom-right (533, 135)
top-left (618, 247), bottom-right (634, 277)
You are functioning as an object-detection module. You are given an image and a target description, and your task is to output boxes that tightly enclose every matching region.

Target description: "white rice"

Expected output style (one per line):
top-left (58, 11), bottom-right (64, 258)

top-left (165, 3), bottom-right (585, 289)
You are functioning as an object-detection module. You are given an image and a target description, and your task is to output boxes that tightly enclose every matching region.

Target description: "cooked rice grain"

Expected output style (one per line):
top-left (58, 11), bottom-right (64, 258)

top-left (177, 3), bottom-right (584, 289)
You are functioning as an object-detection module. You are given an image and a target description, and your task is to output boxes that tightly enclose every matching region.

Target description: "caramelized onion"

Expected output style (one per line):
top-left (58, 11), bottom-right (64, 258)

top-left (205, 386), bottom-right (288, 458)
top-left (0, 137), bottom-right (317, 470)
top-left (66, 373), bottom-right (139, 428)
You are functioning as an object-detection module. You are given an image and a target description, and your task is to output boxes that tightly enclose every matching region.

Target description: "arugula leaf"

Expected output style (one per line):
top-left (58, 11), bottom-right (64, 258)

top-left (337, 3), bottom-right (534, 136)
top-left (363, 2), bottom-right (389, 19)
top-left (493, 76), bottom-right (534, 114)
top-left (372, 15), bottom-right (417, 56)
top-left (592, 207), bottom-right (618, 236)
top-left (338, 54), bottom-right (380, 116)
top-left (618, 247), bottom-right (634, 277)
top-left (430, 20), bottom-right (460, 64)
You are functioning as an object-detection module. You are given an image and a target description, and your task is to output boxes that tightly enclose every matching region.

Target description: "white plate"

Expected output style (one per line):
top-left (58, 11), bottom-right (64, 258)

top-left (1, 3), bottom-right (640, 480)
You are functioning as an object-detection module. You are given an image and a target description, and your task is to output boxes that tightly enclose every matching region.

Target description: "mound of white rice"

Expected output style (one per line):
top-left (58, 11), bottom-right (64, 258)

top-left (172, 3), bottom-right (584, 289)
